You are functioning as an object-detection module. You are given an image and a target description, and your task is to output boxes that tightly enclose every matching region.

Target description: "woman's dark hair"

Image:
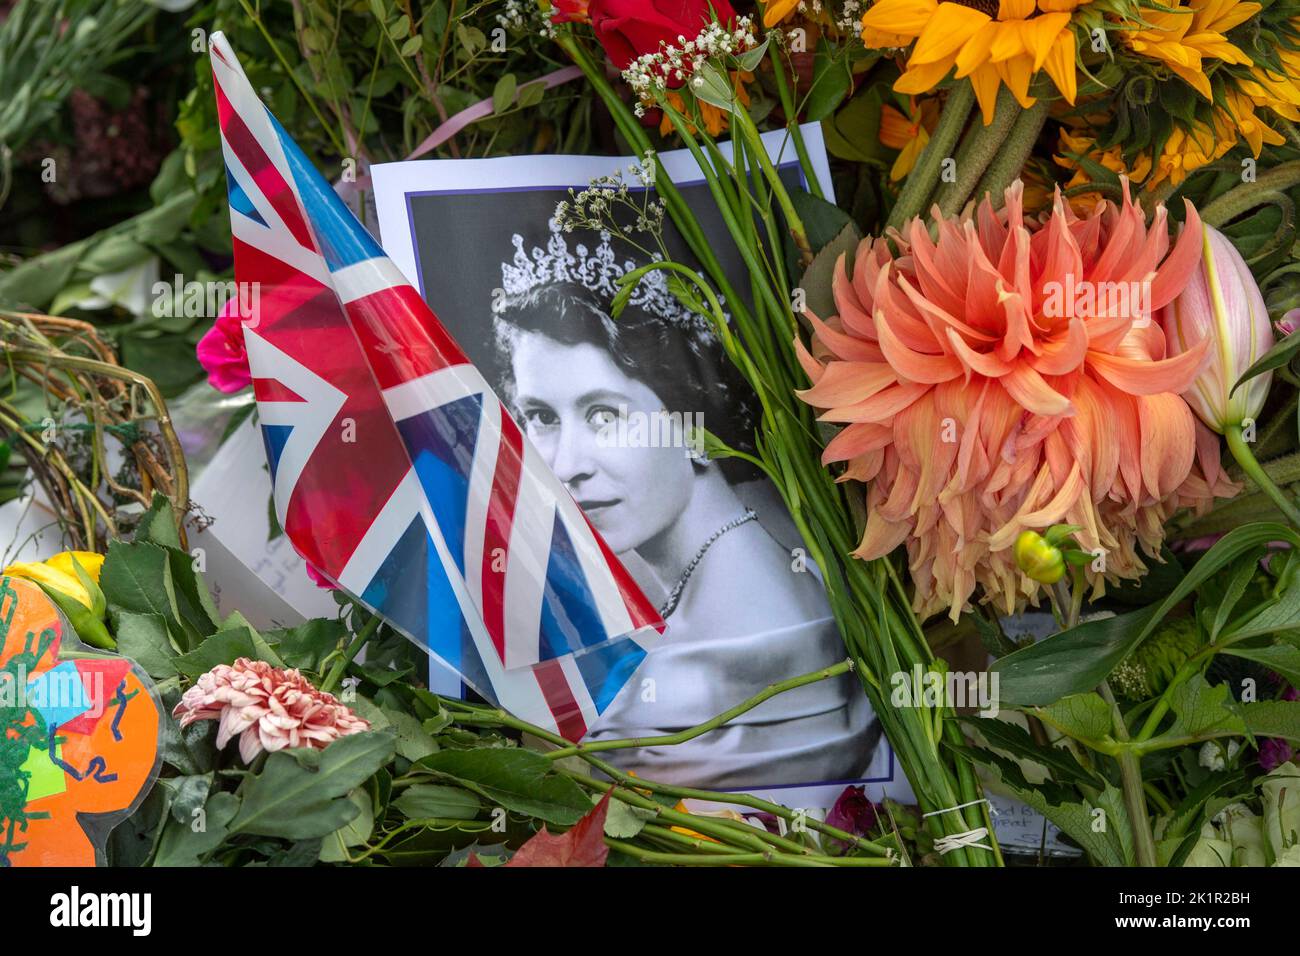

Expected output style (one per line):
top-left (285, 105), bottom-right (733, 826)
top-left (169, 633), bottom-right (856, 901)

top-left (492, 281), bottom-right (760, 483)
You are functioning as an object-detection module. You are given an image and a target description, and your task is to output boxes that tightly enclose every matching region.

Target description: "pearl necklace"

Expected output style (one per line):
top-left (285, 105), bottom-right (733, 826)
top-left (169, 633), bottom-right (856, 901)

top-left (657, 509), bottom-right (758, 619)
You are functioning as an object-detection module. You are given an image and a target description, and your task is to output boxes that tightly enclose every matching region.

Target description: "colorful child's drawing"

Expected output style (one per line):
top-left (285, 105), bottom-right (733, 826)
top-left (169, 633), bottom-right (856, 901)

top-left (0, 575), bottom-right (161, 866)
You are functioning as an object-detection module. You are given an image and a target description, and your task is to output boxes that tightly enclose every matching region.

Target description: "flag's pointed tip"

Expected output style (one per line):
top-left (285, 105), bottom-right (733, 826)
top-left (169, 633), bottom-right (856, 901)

top-left (209, 30), bottom-right (235, 69)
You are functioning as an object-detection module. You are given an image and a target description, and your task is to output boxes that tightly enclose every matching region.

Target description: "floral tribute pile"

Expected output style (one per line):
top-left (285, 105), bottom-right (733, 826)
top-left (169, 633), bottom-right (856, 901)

top-left (3, 0), bottom-right (1300, 869)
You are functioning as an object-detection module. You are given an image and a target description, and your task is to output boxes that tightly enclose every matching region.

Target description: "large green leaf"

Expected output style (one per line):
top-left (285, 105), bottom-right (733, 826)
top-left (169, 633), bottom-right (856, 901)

top-left (153, 792), bottom-right (239, 867)
top-left (392, 784), bottom-right (483, 821)
top-left (1033, 693), bottom-right (1113, 746)
top-left (961, 716), bottom-right (1100, 788)
top-left (416, 748), bottom-right (593, 826)
top-left (112, 610), bottom-right (178, 680)
top-left (171, 626), bottom-right (259, 679)
top-left (994, 523), bottom-right (1299, 706)
top-left (1223, 643), bottom-right (1300, 687)
top-left (1241, 701), bottom-right (1300, 742)
top-left (231, 731), bottom-right (395, 840)
top-left (1145, 676), bottom-right (1245, 748)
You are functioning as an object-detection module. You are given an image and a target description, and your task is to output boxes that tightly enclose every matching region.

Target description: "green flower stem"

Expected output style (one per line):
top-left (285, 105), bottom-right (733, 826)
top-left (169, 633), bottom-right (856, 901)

top-left (767, 44), bottom-right (824, 200)
top-left (727, 99), bottom-right (813, 266)
top-left (933, 86), bottom-right (1019, 218)
top-left (442, 696), bottom-right (894, 858)
top-left (545, 660), bottom-right (854, 759)
top-left (971, 97), bottom-right (1049, 209)
top-left (606, 839), bottom-right (896, 866)
top-left (887, 82), bottom-right (975, 231)
top-left (1199, 162), bottom-right (1300, 228)
top-left (1099, 680), bottom-right (1158, 867)
top-left (319, 611), bottom-right (381, 695)
top-left (1226, 423), bottom-right (1300, 529)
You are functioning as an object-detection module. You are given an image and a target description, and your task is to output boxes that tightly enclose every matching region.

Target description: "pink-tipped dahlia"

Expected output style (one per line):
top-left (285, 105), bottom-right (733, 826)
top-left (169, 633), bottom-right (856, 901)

top-left (796, 182), bottom-right (1239, 621)
top-left (172, 658), bottom-right (369, 763)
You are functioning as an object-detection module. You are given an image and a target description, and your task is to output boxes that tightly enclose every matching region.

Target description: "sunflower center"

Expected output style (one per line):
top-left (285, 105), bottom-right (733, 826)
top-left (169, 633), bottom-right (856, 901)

top-left (951, 0), bottom-right (1002, 15)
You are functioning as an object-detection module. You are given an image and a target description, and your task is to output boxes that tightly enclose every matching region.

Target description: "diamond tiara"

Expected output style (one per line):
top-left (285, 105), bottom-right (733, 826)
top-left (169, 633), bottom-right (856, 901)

top-left (497, 219), bottom-right (718, 334)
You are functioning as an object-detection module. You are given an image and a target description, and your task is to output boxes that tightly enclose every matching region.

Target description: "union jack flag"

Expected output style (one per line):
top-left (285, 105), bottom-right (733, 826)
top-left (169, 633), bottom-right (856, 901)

top-left (209, 32), bottom-right (664, 740)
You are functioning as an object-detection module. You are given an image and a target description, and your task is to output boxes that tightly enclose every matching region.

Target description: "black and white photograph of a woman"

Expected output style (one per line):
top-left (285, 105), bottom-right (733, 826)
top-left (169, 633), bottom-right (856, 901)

top-left (373, 130), bottom-right (894, 804)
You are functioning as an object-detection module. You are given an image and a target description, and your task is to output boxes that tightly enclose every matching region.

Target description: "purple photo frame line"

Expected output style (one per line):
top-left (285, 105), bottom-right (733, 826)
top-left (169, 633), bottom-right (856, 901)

top-left (400, 159), bottom-right (898, 791)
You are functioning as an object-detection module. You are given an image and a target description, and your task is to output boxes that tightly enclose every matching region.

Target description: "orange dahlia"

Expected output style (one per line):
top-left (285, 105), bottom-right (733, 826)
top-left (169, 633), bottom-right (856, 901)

top-left (796, 182), bottom-right (1239, 621)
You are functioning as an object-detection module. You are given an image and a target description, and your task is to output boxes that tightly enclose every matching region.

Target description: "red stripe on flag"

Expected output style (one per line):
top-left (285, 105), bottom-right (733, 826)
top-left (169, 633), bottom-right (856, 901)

top-left (344, 285), bottom-right (471, 390)
top-left (480, 407), bottom-right (525, 663)
top-left (581, 512), bottom-right (666, 635)
top-left (252, 377), bottom-right (306, 403)
top-left (213, 75), bottom-right (316, 253)
top-left (532, 660), bottom-right (587, 742)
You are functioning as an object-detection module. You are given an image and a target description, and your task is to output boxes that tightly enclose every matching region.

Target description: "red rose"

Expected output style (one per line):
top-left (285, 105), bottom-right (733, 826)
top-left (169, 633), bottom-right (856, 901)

top-left (587, 0), bottom-right (737, 70)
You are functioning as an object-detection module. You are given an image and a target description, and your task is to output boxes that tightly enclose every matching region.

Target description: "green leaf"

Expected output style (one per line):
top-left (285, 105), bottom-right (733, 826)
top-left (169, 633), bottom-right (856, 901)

top-left (517, 80), bottom-right (547, 109)
top-left (1033, 692), bottom-right (1113, 745)
top-left (319, 789), bottom-right (374, 862)
top-left (268, 618), bottom-right (345, 672)
top-left (1149, 676), bottom-right (1245, 746)
top-left (153, 792), bottom-right (239, 867)
top-left (797, 219), bottom-right (861, 328)
top-left (232, 732), bottom-right (396, 840)
top-left (136, 493), bottom-right (182, 549)
top-left (736, 37), bottom-right (770, 72)
top-left (392, 784), bottom-right (483, 821)
top-left (994, 522), bottom-right (1300, 706)
top-left (1233, 320), bottom-right (1300, 394)
top-left (113, 611), bottom-right (177, 679)
top-left (492, 73), bottom-right (517, 114)
top-left (171, 626), bottom-right (259, 678)
top-left (952, 743), bottom-right (1131, 866)
top-left (805, 39), bottom-right (851, 122)
top-left (1223, 643), bottom-right (1300, 687)
top-left (399, 35), bottom-right (422, 57)
top-left (416, 748), bottom-right (593, 825)
top-left (601, 794), bottom-right (654, 839)
top-left (691, 62), bottom-right (737, 113)
top-left (380, 706), bottom-right (439, 762)
top-left (1224, 572), bottom-right (1300, 641)
top-left (101, 540), bottom-right (187, 646)
top-left (1241, 700), bottom-right (1300, 742)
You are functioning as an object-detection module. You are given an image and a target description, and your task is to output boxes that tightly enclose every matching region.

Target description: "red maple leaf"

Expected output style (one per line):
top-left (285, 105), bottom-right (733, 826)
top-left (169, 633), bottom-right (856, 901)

top-left (504, 791), bottom-right (612, 867)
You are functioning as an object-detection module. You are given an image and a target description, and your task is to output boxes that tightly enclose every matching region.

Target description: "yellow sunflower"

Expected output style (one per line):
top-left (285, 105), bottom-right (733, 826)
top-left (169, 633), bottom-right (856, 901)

top-left (1124, 0), bottom-right (1259, 99)
top-left (860, 0), bottom-right (1085, 123)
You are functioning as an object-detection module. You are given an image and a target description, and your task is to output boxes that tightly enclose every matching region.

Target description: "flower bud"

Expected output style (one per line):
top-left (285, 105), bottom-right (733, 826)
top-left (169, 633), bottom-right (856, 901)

top-left (1161, 222), bottom-right (1274, 432)
top-left (1013, 530), bottom-right (1065, 585)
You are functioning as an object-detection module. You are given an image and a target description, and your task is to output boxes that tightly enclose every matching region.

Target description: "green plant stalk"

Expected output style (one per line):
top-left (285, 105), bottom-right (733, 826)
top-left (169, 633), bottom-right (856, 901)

top-left (319, 611), bottom-right (381, 695)
top-left (933, 87), bottom-right (1019, 218)
top-left (887, 83), bottom-right (975, 231)
top-left (1226, 423), bottom-right (1300, 528)
top-left (605, 839), bottom-right (895, 866)
top-left (1199, 162), bottom-right (1300, 227)
top-left (1099, 680), bottom-right (1158, 867)
top-left (767, 43), bottom-right (824, 200)
top-left (442, 695), bottom-right (894, 857)
top-left (972, 98), bottom-right (1049, 209)
top-left (546, 660), bottom-right (853, 759)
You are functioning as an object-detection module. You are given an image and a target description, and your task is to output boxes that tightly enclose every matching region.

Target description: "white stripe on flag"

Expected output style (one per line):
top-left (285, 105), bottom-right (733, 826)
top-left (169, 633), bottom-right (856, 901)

top-left (502, 447), bottom-right (554, 671)
top-left (243, 328), bottom-right (345, 530)
top-left (210, 33), bottom-right (309, 238)
top-left (557, 653), bottom-right (600, 732)
top-left (382, 365), bottom-right (482, 422)
top-left (415, 485), bottom-right (556, 733)
top-left (461, 395), bottom-right (502, 650)
top-left (331, 256), bottom-right (410, 305)
top-left (336, 468), bottom-right (424, 594)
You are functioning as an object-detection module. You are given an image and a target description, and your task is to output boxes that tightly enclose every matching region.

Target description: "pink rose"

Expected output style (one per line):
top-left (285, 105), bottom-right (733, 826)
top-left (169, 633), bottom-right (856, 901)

top-left (196, 298), bottom-right (252, 393)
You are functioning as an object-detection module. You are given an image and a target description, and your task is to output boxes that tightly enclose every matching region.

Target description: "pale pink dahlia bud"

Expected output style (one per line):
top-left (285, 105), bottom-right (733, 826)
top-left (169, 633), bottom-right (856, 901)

top-left (173, 658), bottom-right (370, 763)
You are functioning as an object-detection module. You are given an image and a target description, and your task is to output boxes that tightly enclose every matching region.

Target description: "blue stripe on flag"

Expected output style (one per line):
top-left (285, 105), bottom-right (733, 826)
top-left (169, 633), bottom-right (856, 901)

top-left (260, 423), bottom-right (292, 481)
top-left (264, 106), bottom-right (385, 271)
top-left (396, 395), bottom-right (482, 575)
top-left (225, 163), bottom-right (267, 226)
top-left (358, 517), bottom-right (463, 673)
top-left (574, 638), bottom-right (646, 713)
top-left (538, 513), bottom-right (609, 660)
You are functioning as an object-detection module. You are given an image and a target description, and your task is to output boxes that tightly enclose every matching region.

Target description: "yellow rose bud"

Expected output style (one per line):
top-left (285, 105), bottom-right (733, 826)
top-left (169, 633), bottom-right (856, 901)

top-left (3, 560), bottom-right (95, 609)
top-left (46, 550), bottom-right (104, 584)
top-left (1013, 530), bottom-right (1066, 585)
